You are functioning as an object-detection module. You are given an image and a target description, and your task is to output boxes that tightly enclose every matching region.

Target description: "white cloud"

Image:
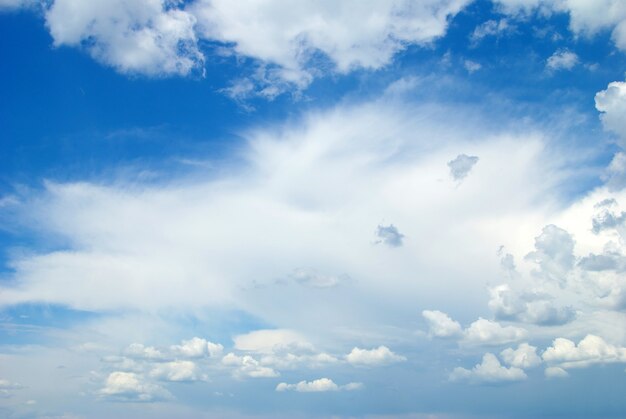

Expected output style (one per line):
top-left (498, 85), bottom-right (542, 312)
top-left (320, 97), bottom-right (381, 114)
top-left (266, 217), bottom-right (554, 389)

top-left (171, 337), bottom-right (224, 358)
top-left (450, 353), bottom-right (527, 384)
top-left (190, 0), bottom-right (472, 92)
top-left (289, 268), bottom-right (344, 288)
top-left (470, 19), bottom-right (513, 44)
top-left (488, 284), bottom-right (576, 325)
top-left (233, 329), bottom-right (313, 355)
top-left (542, 334), bottom-right (626, 369)
top-left (346, 346), bottom-right (406, 366)
top-left (463, 318), bottom-right (527, 345)
top-left (464, 60), bottom-right (482, 73)
top-left (500, 343), bottom-right (542, 369)
top-left (98, 371), bottom-right (170, 401)
top-left (124, 343), bottom-right (166, 360)
top-left (596, 81), bottom-right (626, 148)
top-left (546, 49), bottom-right (579, 72)
top-left (422, 310), bottom-right (463, 338)
top-left (221, 353), bottom-right (279, 378)
top-left (525, 224), bottom-right (576, 287)
top-left (276, 378), bottom-right (362, 392)
top-left (45, 0), bottom-right (203, 76)
top-left (149, 361), bottom-right (199, 382)
top-left (447, 154), bottom-right (479, 181)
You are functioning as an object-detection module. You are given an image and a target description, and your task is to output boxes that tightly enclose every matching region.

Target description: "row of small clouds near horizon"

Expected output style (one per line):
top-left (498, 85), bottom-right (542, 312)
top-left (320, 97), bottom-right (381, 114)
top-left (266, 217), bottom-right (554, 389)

top-left (2, 0), bottom-right (626, 99)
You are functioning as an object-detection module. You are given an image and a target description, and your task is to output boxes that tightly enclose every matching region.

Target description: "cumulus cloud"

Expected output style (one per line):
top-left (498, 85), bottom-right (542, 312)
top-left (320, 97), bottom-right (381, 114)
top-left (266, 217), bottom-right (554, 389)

top-left (422, 310), bottom-right (463, 338)
top-left (99, 371), bottom-right (170, 402)
top-left (488, 284), bottom-right (576, 326)
top-left (500, 343), bottom-right (542, 369)
top-left (124, 343), bottom-right (166, 360)
top-left (346, 346), bottom-right (406, 366)
top-left (149, 361), bottom-right (200, 382)
top-left (449, 353), bottom-right (527, 384)
top-left (447, 154), bottom-right (479, 181)
top-left (275, 378), bottom-right (362, 392)
top-left (596, 81), bottom-right (626, 148)
top-left (45, 0), bottom-right (204, 76)
top-left (233, 329), bottom-right (313, 355)
top-left (463, 318), bottom-right (527, 345)
top-left (546, 49), bottom-right (579, 72)
top-left (171, 337), bottom-right (224, 358)
top-left (375, 224), bottom-right (405, 247)
top-left (542, 334), bottom-right (626, 369)
top-left (525, 225), bottom-right (576, 287)
top-left (221, 353), bottom-right (279, 378)
top-left (190, 0), bottom-right (472, 93)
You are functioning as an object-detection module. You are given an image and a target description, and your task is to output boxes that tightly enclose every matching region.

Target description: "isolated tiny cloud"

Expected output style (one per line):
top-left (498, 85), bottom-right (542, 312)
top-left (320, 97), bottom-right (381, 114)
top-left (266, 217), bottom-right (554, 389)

top-left (450, 353), bottom-right (527, 384)
top-left (346, 346), bottom-right (406, 366)
top-left (447, 154), bottom-right (479, 181)
top-left (546, 49), bottom-right (579, 72)
top-left (275, 378), bottom-right (363, 392)
top-left (375, 224), bottom-right (405, 247)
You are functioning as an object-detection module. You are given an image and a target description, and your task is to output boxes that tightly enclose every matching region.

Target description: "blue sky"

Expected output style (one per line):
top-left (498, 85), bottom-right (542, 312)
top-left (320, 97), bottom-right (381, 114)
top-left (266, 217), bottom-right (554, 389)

top-left (3, 0), bottom-right (626, 418)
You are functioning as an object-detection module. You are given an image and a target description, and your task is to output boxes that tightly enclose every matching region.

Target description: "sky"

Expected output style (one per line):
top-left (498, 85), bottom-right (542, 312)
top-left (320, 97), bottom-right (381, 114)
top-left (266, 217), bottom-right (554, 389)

top-left (2, 0), bottom-right (626, 418)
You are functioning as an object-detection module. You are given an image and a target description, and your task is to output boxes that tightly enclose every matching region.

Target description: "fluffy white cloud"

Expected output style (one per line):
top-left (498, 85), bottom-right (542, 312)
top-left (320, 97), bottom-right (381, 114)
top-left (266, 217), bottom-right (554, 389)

top-left (276, 378), bottom-right (362, 392)
top-left (346, 346), bottom-right (406, 366)
top-left (525, 225), bottom-right (575, 287)
top-left (190, 0), bottom-right (472, 91)
top-left (99, 371), bottom-right (170, 401)
top-left (124, 343), bottom-right (166, 360)
top-left (45, 0), bottom-right (203, 76)
top-left (494, 0), bottom-right (626, 51)
top-left (546, 49), bottom-right (579, 71)
top-left (542, 334), bottom-right (626, 369)
top-left (149, 360), bottom-right (199, 382)
top-left (222, 353), bottom-right (279, 378)
top-left (450, 353), bottom-right (527, 384)
top-left (422, 310), bottom-right (463, 338)
top-left (463, 318), bottom-right (527, 345)
top-left (500, 343), bottom-right (542, 368)
top-left (171, 337), bottom-right (224, 358)
top-left (488, 284), bottom-right (576, 325)
top-left (233, 329), bottom-right (313, 354)
top-left (596, 81), bottom-right (626, 148)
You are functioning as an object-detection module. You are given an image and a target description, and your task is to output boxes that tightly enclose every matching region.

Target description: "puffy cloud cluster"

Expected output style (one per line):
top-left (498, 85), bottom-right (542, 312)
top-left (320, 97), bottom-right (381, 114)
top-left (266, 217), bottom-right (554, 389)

top-left (449, 353), bottom-right (527, 384)
top-left (99, 371), bottom-right (170, 402)
top-left (542, 334), bottom-right (626, 369)
top-left (546, 49), bottom-right (579, 72)
top-left (276, 378), bottom-right (363, 392)
top-left (422, 311), bottom-right (527, 345)
top-left (345, 346), bottom-right (407, 366)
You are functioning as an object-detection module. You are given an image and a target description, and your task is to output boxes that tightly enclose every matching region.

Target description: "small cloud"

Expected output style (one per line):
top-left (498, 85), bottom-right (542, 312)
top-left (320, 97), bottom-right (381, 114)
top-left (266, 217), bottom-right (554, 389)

top-left (98, 372), bottom-right (171, 402)
top-left (346, 346), bottom-right (406, 366)
top-left (448, 154), bottom-right (479, 181)
top-left (500, 343), bottom-right (542, 369)
top-left (276, 378), bottom-right (363, 392)
top-left (450, 353), bottom-right (527, 384)
top-left (463, 318), bottom-right (527, 346)
top-left (542, 335), bottom-right (626, 369)
top-left (170, 337), bottom-right (223, 358)
top-left (289, 268), bottom-right (345, 288)
top-left (149, 361), bottom-right (201, 382)
top-left (546, 49), bottom-right (579, 72)
top-left (470, 19), bottom-right (513, 45)
top-left (422, 310), bottom-right (463, 338)
top-left (222, 353), bottom-right (279, 378)
top-left (375, 224), bottom-right (404, 247)
top-left (464, 60), bottom-right (482, 73)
